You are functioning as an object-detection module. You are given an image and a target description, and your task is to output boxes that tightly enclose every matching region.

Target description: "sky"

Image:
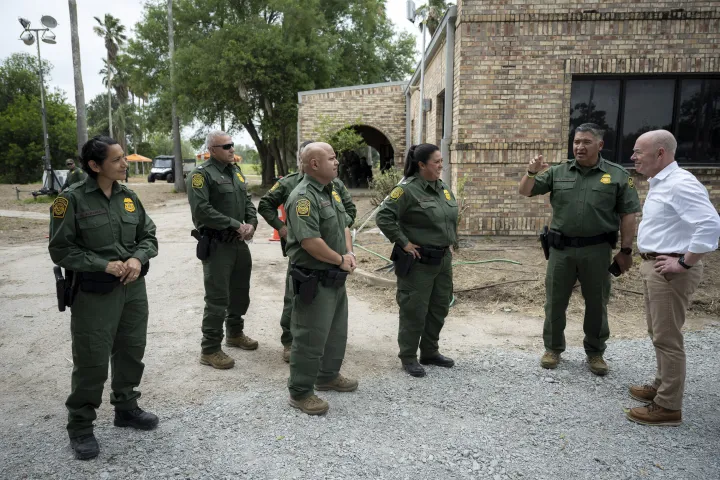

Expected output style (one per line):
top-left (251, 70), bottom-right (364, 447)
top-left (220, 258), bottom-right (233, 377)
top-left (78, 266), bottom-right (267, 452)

top-left (0, 0), bottom-right (424, 148)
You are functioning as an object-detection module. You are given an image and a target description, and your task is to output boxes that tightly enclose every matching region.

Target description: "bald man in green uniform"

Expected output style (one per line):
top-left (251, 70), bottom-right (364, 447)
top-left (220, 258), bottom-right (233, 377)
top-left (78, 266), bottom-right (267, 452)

top-left (284, 142), bottom-right (358, 415)
top-left (519, 123), bottom-right (641, 375)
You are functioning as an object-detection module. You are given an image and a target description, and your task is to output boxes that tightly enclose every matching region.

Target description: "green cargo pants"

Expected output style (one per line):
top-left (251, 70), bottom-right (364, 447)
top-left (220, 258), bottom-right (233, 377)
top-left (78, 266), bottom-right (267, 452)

top-left (288, 282), bottom-right (348, 400)
top-left (66, 278), bottom-right (148, 438)
top-left (396, 250), bottom-right (453, 363)
top-left (543, 243), bottom-right (611, 355)
top-left (279, 259), bottom-right (293, 347)
top-left (202, 240), bottom-right (252, 354)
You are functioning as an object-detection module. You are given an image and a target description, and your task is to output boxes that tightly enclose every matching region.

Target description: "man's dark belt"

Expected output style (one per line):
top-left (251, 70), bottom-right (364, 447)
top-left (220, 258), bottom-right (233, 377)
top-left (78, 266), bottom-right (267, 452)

top-left (78, 261), bottom-right (150, 294)
top-left (640, 252), bottom-right (682, 260)
top-left (202, 227), bottom-right (241, 243)
top-left (418, 245), bottom-right (448, 266)
top-left (292, 265), bottom-right (348, 288)
top-left (547, 229), bottom-right (618, 250)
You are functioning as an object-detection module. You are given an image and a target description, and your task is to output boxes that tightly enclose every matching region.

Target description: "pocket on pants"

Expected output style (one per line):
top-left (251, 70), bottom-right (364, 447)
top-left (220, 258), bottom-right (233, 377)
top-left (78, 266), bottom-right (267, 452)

top-left (72, 331), bottom-right (108, 367)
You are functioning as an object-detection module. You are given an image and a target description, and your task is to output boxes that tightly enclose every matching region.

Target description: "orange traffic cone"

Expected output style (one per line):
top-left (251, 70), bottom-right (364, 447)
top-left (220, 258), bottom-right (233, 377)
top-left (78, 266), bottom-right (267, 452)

top-left (269, 204), bottom-right (286, 241)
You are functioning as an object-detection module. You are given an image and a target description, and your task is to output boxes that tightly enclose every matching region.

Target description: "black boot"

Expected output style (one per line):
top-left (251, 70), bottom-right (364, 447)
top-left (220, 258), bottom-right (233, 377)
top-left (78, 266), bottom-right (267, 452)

top-left (420, 354), bottom-right (455, 368)
top-left (70, 434), bottom-right (99, 460)
top-left (402, 360), bottom-right (426, 377)
top-left (114, 408), bottom-right (159, 430)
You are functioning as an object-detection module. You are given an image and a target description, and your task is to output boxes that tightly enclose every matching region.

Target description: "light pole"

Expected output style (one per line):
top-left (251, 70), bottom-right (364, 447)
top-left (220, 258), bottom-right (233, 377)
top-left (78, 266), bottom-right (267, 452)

top-left (18, 15), bottom-right (60, 194)
top-left (406, 1), bottom-right (427, 144)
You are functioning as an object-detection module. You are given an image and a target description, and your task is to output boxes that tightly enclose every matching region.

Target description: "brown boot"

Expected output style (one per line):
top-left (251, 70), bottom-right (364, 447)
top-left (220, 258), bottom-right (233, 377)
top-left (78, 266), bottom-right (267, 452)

top-left (199, 350), bottom-right (235, 369)
top-left (629, 384), bottom-right (658, 402)
top-left (226, 333), bottom-right (259, 350)
top-left (282, 345), bottom-right (291, 363)
top-left (587, 355), bottom-right (609, 376)
top-left (315, 373), bottom-right (358, 392)
top-left (540, 351), bottom-right (560, 369)
top-left (288, 395), bottom-right (329, 415)
top-left (626, 402), bottom-right (681, 426)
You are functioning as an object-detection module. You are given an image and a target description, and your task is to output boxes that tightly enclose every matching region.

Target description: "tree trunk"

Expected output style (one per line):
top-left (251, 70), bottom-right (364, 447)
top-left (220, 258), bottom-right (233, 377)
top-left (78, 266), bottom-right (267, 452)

top-left (167, 0), bottom-right (186, 192)
top-left (244, 121), bottom-right (275, 185)
top-left (69, 0), bottom-right (87, 156)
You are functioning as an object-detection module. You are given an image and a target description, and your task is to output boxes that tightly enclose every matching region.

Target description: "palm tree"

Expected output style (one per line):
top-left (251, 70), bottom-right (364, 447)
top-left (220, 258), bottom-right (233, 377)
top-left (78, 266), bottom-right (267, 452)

top-left (68, 0), bottom-right (87, 154)
top-left (93, 14), bottom-right (127, 139)
top-left (417, 1), bottom-right (450, 37)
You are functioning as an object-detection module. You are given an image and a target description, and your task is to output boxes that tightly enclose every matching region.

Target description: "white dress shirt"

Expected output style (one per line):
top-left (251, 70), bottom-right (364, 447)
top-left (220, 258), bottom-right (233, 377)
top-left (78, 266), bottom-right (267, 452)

top-left (638, 161), bottom-right (720, 254)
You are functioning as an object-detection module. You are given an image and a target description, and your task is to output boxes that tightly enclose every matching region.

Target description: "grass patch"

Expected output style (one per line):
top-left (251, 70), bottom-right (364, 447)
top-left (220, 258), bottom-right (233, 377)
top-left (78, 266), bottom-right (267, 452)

top-left (22, 195), bottom-right (56, 204)
top-left (248, 184), bottom-right (269, 197)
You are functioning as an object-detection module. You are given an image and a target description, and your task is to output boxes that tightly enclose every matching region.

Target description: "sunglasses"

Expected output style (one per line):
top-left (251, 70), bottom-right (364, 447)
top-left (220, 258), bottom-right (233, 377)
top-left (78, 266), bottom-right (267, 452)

top-left (212, 143), bottom-right (234, 150)
top-left (66, 163), bottom-right (74, 166)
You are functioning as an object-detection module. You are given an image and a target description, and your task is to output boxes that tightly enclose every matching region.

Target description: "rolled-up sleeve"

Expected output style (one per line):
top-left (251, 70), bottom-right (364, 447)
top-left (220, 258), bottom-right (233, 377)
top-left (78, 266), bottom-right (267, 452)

top-left (673, 181), bottom-right (720, 253)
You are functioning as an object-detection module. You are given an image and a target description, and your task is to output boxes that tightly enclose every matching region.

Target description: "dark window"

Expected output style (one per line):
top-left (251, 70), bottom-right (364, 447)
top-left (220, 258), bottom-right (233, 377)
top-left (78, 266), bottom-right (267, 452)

top-left (436, 90), bottom-right (445, 143)
top-left (568, 75), bottom-right (720, 166)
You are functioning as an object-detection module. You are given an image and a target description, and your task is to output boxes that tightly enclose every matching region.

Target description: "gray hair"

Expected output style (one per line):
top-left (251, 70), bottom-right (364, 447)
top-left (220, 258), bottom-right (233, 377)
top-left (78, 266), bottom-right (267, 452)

top-left (651, 130), bottom-right (677, 155)
top-left (574, 123), bottom-right (605, 141)
top-left (206, 130), bottom-right (229, 149)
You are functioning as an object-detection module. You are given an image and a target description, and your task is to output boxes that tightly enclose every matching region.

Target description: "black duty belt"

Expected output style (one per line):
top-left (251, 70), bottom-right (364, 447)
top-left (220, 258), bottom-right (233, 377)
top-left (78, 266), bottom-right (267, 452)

top-left (547, 230), bottom-right (618, 249)
top-left (418, 245), bottom-right (448, 265)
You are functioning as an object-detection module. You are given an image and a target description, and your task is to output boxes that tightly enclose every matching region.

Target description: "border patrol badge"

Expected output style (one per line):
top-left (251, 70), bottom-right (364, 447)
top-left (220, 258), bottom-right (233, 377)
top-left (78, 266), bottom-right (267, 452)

top-left (236, 172), bottom-right (245, 183)
top-left (628, 177), bottom-right (635, 189)
top-left (389, 186), bottom-right (404, 200)
top-left (270, 182), bottom-right (280, 192)
top-left (124, 198), bottom-right (136, 213)
top-left (296, 198), bottom-right (311, 217)
top-left (600, 173), bottom-right (612, 184)
top-left (191, 173), bottom-right (204, 188)
top-left (52, 197), bottom-right (68, 219)
top-left (444, 189), bottom-right (451, 200)
top-left (332, 190), bottom-right (342, 203)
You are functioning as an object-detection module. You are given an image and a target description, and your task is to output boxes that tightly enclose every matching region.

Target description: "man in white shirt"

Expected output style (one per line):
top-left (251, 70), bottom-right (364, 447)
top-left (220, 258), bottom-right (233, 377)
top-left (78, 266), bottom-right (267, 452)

top-left (627, 129), bottom-right (720, 426)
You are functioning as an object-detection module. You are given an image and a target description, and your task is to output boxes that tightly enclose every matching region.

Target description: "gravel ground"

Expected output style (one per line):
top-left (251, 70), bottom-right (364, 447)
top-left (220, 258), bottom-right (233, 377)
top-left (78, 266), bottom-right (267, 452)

top-left (2, 326), bottom-right (718, 480)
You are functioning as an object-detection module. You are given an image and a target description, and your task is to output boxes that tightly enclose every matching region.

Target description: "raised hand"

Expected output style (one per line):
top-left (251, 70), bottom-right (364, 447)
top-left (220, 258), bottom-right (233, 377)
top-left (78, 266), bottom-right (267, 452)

top-left (528, 154), bottom-right (549, 174)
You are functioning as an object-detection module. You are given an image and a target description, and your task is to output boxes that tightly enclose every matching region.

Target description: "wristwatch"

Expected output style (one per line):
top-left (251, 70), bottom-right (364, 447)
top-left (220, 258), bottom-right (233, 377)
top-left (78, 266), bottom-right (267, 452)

top-left (348, 252), bottom-right (356, 258)
top-left (620, 247), bottom-right (632, 255)
top-left (678, 254), bottom-right (692, 269)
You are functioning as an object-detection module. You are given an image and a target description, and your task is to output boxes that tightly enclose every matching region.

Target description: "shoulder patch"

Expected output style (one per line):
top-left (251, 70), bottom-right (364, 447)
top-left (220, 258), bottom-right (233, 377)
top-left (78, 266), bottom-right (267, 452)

top-left (389, 186), bottom-right (404, 200)
top-left (191, 173), bottom-right (204, 188)
top-left (52, 197), bottom-right (69, 219)
top-left (236, 172), bottom-right (245, 183)
top-left (332, 190), bottom-right (342, 203)
top-left (124, 197), bottom-right (136, 213)
top-left (270, 182), bottom-right (280, 192)
top-left (628, 177), bottom-right (635, 189)
top-left (444, 189), bottom-right (452, 200)
top-left (296, 198), bottom-right (311, 217)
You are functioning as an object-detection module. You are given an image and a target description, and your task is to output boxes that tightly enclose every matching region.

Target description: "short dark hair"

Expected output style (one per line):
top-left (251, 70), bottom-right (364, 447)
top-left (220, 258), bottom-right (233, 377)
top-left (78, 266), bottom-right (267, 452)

top-left (404, 143), bottom-right (440, 177)
top-left (80, 136), bottom-right (119, 178)
top-left (574, 123), bottom-right (605, 140)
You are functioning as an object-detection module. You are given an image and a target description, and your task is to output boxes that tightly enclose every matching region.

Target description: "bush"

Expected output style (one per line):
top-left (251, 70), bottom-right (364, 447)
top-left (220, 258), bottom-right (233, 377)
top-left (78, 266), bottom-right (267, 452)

top-left (369, 168), bottom-right (402, 207)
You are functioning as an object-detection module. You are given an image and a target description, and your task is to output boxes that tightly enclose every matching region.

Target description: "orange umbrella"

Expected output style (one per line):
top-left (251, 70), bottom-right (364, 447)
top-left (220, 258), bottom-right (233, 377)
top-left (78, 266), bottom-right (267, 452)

top-left (126, 153), bottom-right (152, 162)
top-left (196, 152), bottom-right (243, 163)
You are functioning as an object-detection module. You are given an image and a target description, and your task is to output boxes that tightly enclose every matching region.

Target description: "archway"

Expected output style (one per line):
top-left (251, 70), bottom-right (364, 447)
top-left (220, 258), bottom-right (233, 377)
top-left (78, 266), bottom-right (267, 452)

top-left (337, 125), bottom-right (396, 188)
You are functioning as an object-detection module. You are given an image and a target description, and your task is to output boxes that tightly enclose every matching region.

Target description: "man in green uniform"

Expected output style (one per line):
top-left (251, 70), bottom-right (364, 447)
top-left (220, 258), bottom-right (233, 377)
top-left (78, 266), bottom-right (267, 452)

top-left (258, 141), bottom-right (357, 363)
top-left (284, 142), bottom-right (358, 415)
top-left (187, 130), bottom-right (259, 370)
top-left (519, 123), bottom-right (641, 375)
top-left (49, 137), bottom-right (158, 459)
top-left (61, 158), bottom-right (87, 192)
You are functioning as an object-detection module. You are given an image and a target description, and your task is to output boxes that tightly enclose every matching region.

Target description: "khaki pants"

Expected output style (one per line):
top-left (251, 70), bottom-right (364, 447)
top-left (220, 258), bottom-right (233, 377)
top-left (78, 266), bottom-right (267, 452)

top-left (640, 259), bottom-right (703, 410)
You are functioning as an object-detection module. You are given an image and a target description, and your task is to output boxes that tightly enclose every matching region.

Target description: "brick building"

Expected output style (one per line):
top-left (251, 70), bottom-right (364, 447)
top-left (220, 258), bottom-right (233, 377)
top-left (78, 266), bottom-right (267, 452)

top-left (298, 0), bottom-right (720, 235)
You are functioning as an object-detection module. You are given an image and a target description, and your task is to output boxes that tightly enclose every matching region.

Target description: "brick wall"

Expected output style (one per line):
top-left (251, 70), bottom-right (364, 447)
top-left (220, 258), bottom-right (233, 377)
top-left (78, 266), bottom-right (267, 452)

top-left (297, 83), bottom-right (407, 166)
top-left (450, 0), bottom-right (720, 235)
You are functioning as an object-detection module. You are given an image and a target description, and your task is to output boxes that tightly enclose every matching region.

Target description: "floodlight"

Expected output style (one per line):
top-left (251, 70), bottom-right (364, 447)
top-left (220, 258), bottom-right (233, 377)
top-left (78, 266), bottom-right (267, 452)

top-left (42, 30), bottom-right (57, 44)
top-left (18, 17), bottom-right (31, 29)
top-left (20, 31), bottom-right (35, 46)
top-left (406, 0), bottom-right (416, 23)
top-left (40, 15), bottom-right (58, 29)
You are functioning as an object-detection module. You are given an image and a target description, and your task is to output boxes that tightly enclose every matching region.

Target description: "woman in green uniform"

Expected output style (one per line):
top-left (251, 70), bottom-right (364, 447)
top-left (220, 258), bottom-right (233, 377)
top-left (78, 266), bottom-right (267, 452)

top-left (376, 143), bottom-right (458, 377)
top-left (49, 136), bottom-right (159, 460)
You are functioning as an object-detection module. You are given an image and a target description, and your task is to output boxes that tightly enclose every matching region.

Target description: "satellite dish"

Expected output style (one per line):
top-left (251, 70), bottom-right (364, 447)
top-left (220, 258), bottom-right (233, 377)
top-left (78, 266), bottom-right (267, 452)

top-left (42, 31), bottom-right (57, 44)
top-left (41, 15), bottom-right (58, 29)
top-left (20, 31), bottom-right (35, 46)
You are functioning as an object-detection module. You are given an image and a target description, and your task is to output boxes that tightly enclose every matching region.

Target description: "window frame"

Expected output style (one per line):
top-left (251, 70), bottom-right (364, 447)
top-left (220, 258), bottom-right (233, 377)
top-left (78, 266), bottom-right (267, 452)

top-left (570, 74), bottom-right (720, 168)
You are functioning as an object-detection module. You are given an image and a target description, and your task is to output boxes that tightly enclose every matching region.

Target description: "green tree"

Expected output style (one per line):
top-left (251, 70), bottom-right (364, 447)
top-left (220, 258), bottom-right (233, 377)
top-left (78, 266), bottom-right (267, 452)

top-left (128, 0), bottom-right (415, 185)
top-left (315, 115), bottom-right (366, 156)
top-left (94, 14), bottom-right (128, 148)
top-left (0, 54), bottom-right (77, 183)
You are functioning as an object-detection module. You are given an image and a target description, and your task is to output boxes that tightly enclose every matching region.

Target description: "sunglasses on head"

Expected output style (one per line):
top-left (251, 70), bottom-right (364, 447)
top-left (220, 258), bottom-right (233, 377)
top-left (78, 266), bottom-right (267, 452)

top-left (212, 143), bottom-right (234, 150)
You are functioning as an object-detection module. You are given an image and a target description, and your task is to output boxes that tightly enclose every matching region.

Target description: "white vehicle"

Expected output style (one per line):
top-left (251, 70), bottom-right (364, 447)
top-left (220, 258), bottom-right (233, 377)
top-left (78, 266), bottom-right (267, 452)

top-left (147, 156), bottom-right (196, 183)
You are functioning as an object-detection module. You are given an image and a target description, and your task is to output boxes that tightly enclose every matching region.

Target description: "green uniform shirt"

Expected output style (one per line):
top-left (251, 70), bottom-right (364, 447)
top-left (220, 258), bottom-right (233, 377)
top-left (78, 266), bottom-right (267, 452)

top-left (258, 173), bottom-right (357, 230)
top-left (62, 167), bottom-right (87, 191)
top-left (48, 176), bottom-right (158, 272)
top-left (285, 175), bottom-right (348, 270)
top-left (186, 157), bottom-right (258, 231)
top-left (530, 156), bottom-right (641, 237)
top-left (376, 173), bottom-right (459, 248)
